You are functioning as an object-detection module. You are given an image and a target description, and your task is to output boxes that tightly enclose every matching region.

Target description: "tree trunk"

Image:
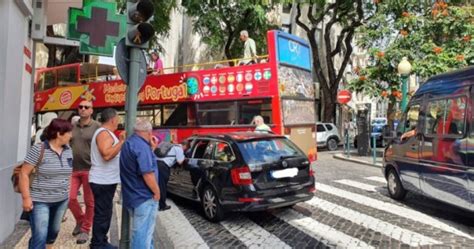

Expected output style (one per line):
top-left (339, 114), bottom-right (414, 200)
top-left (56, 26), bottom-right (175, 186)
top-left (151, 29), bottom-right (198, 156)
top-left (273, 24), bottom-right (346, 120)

top-left (323, 90), bottom-right (337, 123)
top-left (387, 101), bottom-right (396, 130)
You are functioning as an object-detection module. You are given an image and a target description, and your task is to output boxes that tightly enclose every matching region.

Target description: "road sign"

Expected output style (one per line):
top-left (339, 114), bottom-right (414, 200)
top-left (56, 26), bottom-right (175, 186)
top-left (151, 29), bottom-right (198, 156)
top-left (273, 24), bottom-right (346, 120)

top-left (68, 0), bottom-right (126, 56)
top-left (337, 90), bottom-right (352, 104)
top-left (115, 38), bottom-right (147, 87)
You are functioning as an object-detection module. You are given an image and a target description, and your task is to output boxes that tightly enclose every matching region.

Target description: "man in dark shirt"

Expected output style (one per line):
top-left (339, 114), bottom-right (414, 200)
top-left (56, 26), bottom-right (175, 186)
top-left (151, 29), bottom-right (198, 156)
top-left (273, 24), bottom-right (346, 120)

top-left (120, 119), bottom-right (160, 249)
top-left (69, 100), bottom-right (101, 244)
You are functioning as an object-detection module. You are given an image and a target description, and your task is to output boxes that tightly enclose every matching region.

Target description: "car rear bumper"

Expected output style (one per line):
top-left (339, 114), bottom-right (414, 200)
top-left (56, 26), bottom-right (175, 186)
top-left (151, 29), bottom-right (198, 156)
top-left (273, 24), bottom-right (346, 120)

top-left (220, 181), bottom-right (315, 212)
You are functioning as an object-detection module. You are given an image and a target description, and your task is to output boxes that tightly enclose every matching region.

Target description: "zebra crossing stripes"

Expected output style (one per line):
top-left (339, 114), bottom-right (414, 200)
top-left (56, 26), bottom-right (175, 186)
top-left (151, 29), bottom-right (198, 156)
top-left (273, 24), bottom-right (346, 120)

top-left (334, 179), bottom-right (379, 192)
top-left (275, 209), bottom-right (374, 249)
top-left (221, 215), bottom-right (291, 249)
top-left (304, 197), bottom-right (441, 246)
top-left (365, 176), bottom-right (386, 183)
top-left (316, 182), bottom-right (474, 240)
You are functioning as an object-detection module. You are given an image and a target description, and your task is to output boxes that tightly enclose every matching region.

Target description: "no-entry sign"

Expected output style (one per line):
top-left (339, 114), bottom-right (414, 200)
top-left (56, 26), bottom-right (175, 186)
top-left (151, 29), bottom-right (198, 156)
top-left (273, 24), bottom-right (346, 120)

top-left (337, 90), bottom-right (352, 104)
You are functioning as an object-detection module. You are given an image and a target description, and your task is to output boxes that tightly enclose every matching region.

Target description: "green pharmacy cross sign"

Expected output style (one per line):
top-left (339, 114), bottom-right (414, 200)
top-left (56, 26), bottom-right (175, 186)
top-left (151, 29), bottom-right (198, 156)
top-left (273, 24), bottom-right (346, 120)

top-left (68, 0), bottom-right (126, 56)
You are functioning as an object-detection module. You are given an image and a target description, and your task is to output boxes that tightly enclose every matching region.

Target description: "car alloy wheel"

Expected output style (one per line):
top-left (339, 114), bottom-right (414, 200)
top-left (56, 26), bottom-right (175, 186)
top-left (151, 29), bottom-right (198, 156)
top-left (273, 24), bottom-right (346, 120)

top-left (387, 168), bottom-right (406, 200)
top-left (201, 186), bottom-right (224, 222)
top-left (327, 138), bottom-right (338, 151)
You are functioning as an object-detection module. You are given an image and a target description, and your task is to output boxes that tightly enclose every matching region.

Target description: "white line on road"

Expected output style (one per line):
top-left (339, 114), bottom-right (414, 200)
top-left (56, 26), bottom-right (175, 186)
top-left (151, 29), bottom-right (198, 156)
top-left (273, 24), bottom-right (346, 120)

top-left (157, 200), bottom-right (209, 249)
top-left (305, 197), bottom-right (441, 246)
top-left (365, 176), bottom-right (386, 183)
top-left (334, 179), bottom-right (379, 192)
top-left (316, 183), bottom-right (474, 240)
top-left (275, 209), bottom-right (374, 249)
top-left (221, 215), bottom-right (291, 249)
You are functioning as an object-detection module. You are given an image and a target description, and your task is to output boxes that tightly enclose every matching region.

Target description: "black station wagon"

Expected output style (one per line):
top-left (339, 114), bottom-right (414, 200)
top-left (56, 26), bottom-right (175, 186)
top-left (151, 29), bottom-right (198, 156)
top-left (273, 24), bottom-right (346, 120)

top-left (167, 132), bottom-right (316, 221)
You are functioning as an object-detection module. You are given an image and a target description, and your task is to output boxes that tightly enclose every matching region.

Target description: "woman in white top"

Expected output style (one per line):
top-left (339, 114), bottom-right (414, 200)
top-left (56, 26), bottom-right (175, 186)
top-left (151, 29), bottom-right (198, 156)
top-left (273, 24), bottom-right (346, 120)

top-left (89, 108), bottom-right (125, 249)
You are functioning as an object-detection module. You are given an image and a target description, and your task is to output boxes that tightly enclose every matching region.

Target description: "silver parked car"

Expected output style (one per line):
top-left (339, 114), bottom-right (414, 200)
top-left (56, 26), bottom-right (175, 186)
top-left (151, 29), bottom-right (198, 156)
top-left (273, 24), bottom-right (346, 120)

top-left (316, 123), bottom-right (341, 151)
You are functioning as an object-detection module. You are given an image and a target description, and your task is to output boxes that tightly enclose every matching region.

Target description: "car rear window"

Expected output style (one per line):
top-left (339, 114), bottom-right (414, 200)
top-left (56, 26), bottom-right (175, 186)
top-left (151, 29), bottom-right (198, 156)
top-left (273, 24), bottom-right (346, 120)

top-left (237, 138), bottom-right (305, 165)
top-left (317, 124), bottom-right (325, 132)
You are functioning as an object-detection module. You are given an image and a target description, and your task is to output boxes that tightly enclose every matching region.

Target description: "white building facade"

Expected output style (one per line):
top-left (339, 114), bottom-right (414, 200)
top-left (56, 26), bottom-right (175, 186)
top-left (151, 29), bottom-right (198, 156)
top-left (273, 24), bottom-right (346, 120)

top-left (0, 0), bottom-right (37, 242)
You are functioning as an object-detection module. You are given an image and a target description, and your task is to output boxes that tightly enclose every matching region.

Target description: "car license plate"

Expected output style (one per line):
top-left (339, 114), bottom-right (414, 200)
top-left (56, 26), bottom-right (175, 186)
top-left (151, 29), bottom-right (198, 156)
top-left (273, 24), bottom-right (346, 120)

top-left (271, 168), bottom-right (298, 178)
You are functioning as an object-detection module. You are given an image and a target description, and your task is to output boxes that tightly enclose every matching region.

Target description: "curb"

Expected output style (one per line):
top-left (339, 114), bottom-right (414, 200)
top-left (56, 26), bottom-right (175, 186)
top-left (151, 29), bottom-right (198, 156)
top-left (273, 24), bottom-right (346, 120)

top-left (155, 217), bottom-right (174, 249)
top-left (333, 154), bottom-right (383, 168)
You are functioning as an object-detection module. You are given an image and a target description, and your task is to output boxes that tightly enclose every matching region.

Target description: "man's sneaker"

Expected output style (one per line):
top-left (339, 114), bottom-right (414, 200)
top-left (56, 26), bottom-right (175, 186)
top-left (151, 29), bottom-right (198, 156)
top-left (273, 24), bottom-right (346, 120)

top-left (72, 223), bottom-right (82, 236)
top-left (76, 232), bottom-right (88, 244)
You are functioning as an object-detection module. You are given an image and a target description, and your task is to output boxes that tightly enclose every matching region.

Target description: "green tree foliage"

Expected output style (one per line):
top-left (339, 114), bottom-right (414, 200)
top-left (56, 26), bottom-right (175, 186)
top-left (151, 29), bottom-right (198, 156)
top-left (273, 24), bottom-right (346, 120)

top-left (116, 0), bottom-right (176, 51)
top-left (294, 0), bottom-right (372, 122)
top-left (348, 1), bottom-right (473, 113)
top-left (181, 0), bottom-right (279, 61)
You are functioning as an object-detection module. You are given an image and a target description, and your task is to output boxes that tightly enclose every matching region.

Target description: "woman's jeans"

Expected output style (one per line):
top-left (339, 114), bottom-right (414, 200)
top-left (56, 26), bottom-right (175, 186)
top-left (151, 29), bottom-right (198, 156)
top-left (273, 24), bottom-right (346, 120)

top-left (29, 199), bottom-right (68, 249)
top-left (129, 199), bottom-right (159, 249)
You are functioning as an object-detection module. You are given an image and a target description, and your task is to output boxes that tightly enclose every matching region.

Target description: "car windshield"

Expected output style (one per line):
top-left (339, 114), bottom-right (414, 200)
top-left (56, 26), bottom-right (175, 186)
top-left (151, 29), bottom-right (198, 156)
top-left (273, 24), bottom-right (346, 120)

top-left (237, 138), bottom-right (305, 165)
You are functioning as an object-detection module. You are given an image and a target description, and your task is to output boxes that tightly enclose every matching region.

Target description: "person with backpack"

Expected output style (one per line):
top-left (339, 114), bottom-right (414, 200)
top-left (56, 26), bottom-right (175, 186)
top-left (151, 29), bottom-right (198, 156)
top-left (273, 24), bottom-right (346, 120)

top-left (154, 138), bottom-right (186, 211)
top-left (18, 118), bottom-right (73, 249)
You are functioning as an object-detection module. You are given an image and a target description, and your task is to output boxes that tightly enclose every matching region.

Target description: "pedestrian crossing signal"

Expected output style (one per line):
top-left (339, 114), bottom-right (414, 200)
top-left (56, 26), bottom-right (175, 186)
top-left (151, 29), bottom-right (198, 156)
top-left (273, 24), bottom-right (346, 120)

top-left (126, 0), bottom-right (155, 49)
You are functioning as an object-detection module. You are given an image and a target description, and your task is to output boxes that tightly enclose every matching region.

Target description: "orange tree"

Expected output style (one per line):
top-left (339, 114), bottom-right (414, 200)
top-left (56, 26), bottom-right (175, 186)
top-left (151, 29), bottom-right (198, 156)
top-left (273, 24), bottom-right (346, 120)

top-left (348, 0), bottom-right (473, 124)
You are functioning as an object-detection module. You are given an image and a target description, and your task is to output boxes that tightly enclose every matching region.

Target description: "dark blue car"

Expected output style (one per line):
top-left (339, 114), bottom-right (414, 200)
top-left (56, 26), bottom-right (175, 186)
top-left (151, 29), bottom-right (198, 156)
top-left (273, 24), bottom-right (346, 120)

top-left (383, 66), bottom-right (474, 212)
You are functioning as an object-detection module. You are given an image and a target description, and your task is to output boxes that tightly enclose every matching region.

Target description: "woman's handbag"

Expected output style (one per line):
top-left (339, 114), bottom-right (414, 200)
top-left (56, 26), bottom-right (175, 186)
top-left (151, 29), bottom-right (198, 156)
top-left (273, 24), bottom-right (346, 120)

top-left (11, 143), bottom-right (45, 193)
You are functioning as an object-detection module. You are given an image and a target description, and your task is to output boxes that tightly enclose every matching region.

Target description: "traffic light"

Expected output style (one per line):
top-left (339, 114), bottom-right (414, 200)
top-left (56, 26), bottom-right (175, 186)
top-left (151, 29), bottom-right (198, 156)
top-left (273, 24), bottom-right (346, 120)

top-left (126, 0), bottom-right (155, 48)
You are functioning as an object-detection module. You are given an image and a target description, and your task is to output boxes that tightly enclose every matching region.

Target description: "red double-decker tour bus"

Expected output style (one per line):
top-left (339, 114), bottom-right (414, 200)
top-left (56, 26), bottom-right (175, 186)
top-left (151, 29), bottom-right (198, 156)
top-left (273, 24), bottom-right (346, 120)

top-left (34, 30), bottom-right (318, 161)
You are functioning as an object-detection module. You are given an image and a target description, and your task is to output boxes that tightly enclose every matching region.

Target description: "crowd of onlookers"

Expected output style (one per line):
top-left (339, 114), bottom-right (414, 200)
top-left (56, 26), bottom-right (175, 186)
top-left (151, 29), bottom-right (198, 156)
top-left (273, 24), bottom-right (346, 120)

top-left (18, 29), bottom-right (267, 249)
top-left (20, 100), bottom-right (187, 249)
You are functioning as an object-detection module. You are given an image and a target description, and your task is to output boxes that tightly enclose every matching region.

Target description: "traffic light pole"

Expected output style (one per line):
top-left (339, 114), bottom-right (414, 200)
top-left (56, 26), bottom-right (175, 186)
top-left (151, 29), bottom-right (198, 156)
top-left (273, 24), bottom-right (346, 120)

top-left (120, 47), bottom-right (141, 249)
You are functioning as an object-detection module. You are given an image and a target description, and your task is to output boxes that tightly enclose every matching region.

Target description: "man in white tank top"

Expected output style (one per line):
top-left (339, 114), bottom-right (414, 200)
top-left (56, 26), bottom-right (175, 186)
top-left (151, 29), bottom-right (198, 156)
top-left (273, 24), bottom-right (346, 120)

top-left (89, 108), bottom-right (125, 249)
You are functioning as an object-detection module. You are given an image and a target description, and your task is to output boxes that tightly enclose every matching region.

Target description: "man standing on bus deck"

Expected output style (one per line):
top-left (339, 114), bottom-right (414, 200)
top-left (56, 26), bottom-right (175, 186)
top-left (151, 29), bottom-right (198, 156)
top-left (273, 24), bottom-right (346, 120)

top-left (239, 30), bottom-right (257, 65)
top-left (69, 100), bottom-right (101, 244)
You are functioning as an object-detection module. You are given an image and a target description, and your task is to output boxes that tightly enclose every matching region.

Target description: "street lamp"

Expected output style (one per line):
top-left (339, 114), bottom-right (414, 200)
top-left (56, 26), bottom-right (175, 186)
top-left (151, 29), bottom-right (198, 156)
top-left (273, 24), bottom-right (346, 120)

top-left (397, 57), bottom-right (412, 112)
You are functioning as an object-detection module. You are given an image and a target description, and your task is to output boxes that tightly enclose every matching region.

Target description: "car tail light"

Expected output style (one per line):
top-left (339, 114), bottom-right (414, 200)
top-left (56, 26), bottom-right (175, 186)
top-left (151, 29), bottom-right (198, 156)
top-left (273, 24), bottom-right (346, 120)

top-left (238, 197), bottom-right (262, 202)
top-left (309, 186), bottom-right (316, 193)
top-left (309, 167), bottom-right (314, 177)
top-left (231, 166), bottom-right (253, 185)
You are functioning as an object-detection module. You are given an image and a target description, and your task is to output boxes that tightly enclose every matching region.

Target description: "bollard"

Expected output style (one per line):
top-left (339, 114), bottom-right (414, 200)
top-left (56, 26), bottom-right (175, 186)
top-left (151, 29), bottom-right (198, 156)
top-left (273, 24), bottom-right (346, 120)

top-left (372, 135), bottom-right (376, 165)
top-left (345, 133), bottom-right (350, 158)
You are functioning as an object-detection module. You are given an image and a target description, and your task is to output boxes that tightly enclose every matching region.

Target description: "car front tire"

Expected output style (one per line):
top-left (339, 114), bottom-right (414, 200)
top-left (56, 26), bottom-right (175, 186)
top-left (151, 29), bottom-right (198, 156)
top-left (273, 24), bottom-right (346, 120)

top-left (201, 185), bottom-right (225, 222)
top-left (387, 168), bottom-right (407, 200)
